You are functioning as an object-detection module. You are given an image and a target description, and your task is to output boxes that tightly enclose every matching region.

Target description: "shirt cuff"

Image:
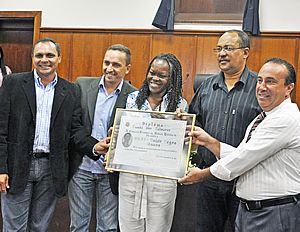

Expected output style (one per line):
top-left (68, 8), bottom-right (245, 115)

top-left (92, 144), bottom-right (101, 156)
top-left (220, 142), bottom-right (236, 159)
top-left (210, 162), bottom-right (232, 181)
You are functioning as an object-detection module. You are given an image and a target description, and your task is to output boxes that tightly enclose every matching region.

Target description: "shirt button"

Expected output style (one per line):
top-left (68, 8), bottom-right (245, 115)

top-left (221, 126), bottom-right (225, 130)
top-left (224, 111), bottom-right (228, 114)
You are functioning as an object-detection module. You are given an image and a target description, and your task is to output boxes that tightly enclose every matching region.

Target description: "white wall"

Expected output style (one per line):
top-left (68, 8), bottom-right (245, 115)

top-left (1, 0), bottom-right (300, 32)
top-left (260, 0), bottom-right (300, 32)
top-left (1, 0), bottom-right (161, 29)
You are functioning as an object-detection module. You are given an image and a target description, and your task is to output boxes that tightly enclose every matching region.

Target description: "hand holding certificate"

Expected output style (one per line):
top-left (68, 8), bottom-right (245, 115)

top-left (105, 109), bottom-right (196, 179)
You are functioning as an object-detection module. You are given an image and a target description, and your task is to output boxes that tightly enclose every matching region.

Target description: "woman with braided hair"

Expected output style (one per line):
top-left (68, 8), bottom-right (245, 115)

top-left (119, 53), bottom-right (188, 232)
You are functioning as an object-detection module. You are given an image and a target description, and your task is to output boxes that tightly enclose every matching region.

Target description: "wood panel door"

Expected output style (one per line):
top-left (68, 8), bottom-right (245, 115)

top-left (0, 11), bottom-right (41, 73)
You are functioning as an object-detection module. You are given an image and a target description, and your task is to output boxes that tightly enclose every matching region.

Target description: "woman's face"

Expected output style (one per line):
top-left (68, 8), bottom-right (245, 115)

top-left (147, 59), bottom-right (170, 97)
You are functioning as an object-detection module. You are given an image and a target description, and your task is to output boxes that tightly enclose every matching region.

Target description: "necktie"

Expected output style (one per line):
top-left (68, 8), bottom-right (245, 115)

top-left (246, 111), bottom-right (266, 143)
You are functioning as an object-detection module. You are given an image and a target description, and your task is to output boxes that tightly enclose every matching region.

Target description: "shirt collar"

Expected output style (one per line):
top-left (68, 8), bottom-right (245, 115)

top-left (33, 69), bottom-right (58, 88)
top-left (212, 66), bottom-right (249, 90)
top-left (99, 75), bottom-right (123, 94)
top-left (265, 98), bottom-right (292, 116)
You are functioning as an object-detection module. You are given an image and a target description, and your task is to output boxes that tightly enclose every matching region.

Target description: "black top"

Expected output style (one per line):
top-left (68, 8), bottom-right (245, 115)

top-left (189, 67), bottom-right (262, 168)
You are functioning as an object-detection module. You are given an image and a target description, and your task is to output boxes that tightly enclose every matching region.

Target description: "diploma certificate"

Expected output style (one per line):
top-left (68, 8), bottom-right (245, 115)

top-left (106, 109), bottom-right (195, 179)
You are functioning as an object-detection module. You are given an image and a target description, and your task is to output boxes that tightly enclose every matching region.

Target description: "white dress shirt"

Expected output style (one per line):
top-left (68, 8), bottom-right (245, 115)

top-left (210, 99), bottom-right (300, 200)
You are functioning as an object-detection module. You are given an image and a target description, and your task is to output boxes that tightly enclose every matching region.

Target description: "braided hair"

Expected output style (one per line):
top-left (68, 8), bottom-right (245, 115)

top-left (136, 53), bottom-right (183, 112)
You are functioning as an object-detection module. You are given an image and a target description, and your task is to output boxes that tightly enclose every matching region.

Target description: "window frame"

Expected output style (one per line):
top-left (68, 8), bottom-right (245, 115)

top-left (174, 0), bottom-right (246, 25)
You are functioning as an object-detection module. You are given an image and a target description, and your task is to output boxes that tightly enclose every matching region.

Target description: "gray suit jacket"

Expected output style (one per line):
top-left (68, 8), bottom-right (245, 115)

top-left (69, 76), bottom-right (136, 194)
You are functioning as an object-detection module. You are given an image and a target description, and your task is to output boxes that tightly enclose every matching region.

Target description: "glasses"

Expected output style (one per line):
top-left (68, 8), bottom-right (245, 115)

top-left (213, 45), bottom-right (246, 54)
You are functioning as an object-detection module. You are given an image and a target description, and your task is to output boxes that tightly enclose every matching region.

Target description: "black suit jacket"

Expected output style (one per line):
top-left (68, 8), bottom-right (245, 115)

top-left (69, 77), bottom-right (136, 195)
top-left (0, 71), bottom-right (91, 197)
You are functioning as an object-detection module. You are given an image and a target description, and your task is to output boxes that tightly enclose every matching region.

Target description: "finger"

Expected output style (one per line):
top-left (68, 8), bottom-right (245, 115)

top-left (108, 127), bottom-right (113, 137)
top-left (102, 161), bottom-right (107, 167)
top-left (5, 178), bottom-right (9, 189)
top-left (0, 184), bottom-right (7, 193)
top-left (178, 177), bottom-right (192, 185)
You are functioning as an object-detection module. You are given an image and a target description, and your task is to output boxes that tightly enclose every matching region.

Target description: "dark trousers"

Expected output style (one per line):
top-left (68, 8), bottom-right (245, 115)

top-left (197, 179), bottom-right (240, 232)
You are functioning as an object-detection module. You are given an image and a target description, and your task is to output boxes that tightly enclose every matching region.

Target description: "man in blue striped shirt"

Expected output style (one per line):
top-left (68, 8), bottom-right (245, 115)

top-left (189, 30), bottom-right (261, 232)
top-left (68, 44), bottom-right (136, 232)
top-left (0, 38), bottom-right (96, 231)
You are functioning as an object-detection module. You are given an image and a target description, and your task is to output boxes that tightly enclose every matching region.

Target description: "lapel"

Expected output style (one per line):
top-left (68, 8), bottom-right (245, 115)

top-left (87, 78), bottom-right (100, 124)
top-left (51, 77), bottom-right (67, 129)
top-left (22, 72), bottom-right (36, 119)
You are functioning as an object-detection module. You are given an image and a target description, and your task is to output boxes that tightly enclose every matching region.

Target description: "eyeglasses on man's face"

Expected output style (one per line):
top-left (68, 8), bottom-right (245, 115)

top-left (213, 45), bottom-right (247, 54)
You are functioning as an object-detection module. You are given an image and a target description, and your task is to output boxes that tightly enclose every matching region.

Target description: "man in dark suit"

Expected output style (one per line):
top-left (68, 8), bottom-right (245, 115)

top-left (68, 44), bottom-right (136, 232)
top-left (0, 38), bottom-right (96, 231)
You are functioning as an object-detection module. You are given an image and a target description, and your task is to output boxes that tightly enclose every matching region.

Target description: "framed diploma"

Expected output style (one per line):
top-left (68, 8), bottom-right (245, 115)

top-left (105, 109), bottom-right (196, 180)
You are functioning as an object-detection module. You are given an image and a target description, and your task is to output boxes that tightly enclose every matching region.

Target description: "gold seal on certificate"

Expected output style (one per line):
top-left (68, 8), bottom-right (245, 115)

top-left (106, 109), bottom-right (196, 179)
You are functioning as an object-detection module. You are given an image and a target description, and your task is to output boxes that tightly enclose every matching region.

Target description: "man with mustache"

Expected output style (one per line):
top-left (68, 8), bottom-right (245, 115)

top-left (68, 44), bottom-right (136, 232)
top-left (189, 30), bottom-right (261, 231)
top-left (180, 57), bottom-right (300, 232)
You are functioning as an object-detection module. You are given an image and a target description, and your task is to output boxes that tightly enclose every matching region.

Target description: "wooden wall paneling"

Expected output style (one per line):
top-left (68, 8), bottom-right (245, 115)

top-left (151, 34), bottom-right (198, 103)
top-left (249, 37), bottom-right (297, 73)
top-left (111, 33), bottom-right (152, 89)
top-left (195, 35), bottom-right (220, 75)
top-left (249, 37), bottom-right (298, 103)
top-left (71, 33), bottom-right (111, 82)
top-left (40, 32), bottom-right (74, 82)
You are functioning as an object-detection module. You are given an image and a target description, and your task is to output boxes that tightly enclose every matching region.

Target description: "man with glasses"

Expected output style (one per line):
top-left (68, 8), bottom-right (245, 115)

top-left (189, 30), bottom-right (261, 232)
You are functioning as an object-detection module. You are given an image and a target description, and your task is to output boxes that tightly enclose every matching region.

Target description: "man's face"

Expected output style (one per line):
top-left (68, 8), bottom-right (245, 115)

top-left (256, 62), bottom-right (294, 112)
top-left (102, 50), bottom-right (130, 85)
top-left (32, 41), bottom-right (61, 79)
top-left (216, 32), bottom-right (249, 75)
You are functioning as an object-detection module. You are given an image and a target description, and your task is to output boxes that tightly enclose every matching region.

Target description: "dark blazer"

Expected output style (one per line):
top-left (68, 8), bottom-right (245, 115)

top-left (69, 76), bottom-right (136, 195)
top-left (0, 71), bottom-right (90, 197)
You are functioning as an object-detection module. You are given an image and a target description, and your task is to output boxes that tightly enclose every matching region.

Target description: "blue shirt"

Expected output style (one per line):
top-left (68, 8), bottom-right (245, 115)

top-left (33, 69), bottom-right (58, 153)
top-left (80, 77), bottom-right (123, 174)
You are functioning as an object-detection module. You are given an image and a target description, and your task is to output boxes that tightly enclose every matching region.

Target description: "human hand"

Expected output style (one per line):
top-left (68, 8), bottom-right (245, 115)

top-left (188, 126), bottom-right (212, 146)
top-left (0, 174), bottom-right (9, 192)
top-left (175, 108), bottom-right (188, 120)
top-left (178, 167), bottom-right (210, 185)
top-left (188, 127), bottom-right (220, 158)
top-left (94, 137), bottom-right (111, 154)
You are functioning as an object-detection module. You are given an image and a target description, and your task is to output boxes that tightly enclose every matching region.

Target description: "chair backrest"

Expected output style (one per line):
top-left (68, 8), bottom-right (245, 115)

top-left (193, 74), bottom-right (213, 92)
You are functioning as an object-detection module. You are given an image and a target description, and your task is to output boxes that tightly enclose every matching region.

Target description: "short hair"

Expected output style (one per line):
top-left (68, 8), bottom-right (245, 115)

top-left (225, 30), bottom-right (250, 49)
top-left (32, 38), bottom-right (61, 57)
top-left (136, 53), bottom-right (183, 112)
top-left (107, 44), bottom-right (131, 65)
top-left (265, 57), bottom-right (296, 85)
